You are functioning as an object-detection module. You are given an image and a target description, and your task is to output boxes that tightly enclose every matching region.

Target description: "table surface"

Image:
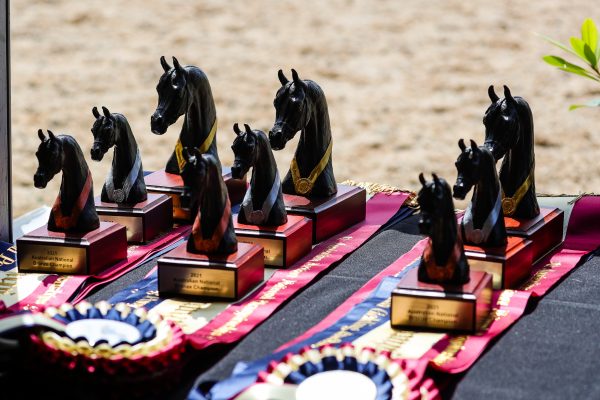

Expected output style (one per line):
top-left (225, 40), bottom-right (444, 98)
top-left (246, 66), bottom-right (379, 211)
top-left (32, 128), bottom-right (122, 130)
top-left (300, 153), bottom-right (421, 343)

top-left (6, 195), bottom-right (599, 400)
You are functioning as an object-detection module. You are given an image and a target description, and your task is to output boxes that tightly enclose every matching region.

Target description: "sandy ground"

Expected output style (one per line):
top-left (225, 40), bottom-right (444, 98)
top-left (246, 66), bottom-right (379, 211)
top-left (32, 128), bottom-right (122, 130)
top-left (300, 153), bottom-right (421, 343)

top-left (8, 1), bottom-right (600, 216)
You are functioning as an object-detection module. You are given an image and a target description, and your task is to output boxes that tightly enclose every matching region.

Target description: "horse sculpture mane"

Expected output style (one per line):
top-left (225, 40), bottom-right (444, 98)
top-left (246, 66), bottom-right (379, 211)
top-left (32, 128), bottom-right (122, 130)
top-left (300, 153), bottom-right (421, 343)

top-left (34, 130), bottom-right (99, 233)
top-left (231, 123), bottom-right (287, 226)
top-left (453, 139), bottom-right (507, 247)
top-left (91, 106), bottom-right (147, 204)
top-left (483, 85), bottom-right (539, 219)
top-left (151, 56), bottom-right (219, 175)
top-left (417, 173), bottom-right (469, 285)
top-left (182, 150), bottom-right (236, 255)
top-left (269, 69), bottom-right (337, 198)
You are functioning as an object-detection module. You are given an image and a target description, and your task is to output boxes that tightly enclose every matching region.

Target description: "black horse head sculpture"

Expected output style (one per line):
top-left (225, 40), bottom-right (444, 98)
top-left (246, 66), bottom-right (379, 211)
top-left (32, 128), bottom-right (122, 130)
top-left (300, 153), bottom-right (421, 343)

top-left (181, 149), bottom-right (237, 255)
top-left (417, 173), bottom-right (469, 285)
top-left (151, 56), bottom-right (219, 175)
top-left (231, 123), bottom-right (287, 226)
top-left (482, 85), bottom-right (539, 219)
top-left (34, 130), bottom-right (99, 232)
top-left (453, 139), bottom-right (507, 247)
top-left (269, 69), bottom-right (337, 198)
top-left (91, 106), bottom-right (147, 204)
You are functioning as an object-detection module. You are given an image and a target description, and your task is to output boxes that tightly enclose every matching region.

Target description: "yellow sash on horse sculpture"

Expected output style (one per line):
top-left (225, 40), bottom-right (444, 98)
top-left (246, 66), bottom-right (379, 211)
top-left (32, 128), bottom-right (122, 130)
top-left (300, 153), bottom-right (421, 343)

top-left (290, 139), bottom-right (332, 196)
top-left (501, 168), bottom-right (533, 216)
top-left (174, 119), bottom-right (218, 172)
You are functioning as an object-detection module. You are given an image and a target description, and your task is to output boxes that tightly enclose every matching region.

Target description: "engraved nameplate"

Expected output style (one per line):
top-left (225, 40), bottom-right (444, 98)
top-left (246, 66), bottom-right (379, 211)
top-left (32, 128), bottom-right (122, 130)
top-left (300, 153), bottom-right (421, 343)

top-left (17, 243), bottom-right (87, 274)
top-left (159, 265), bottom-right (235, 298)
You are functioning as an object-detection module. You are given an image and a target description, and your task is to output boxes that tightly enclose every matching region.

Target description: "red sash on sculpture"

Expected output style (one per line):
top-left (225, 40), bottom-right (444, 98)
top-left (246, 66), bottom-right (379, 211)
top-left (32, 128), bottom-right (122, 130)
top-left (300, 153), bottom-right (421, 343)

top-left (51, 171), bottom-right (92, 230)
top-left (191, 197), bottom-right (231, 253)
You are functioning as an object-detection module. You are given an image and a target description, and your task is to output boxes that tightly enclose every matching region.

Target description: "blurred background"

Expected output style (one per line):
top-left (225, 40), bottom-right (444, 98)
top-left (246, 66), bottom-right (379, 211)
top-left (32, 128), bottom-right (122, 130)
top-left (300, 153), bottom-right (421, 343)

top-left (9, 0), bottom-right (600, 216)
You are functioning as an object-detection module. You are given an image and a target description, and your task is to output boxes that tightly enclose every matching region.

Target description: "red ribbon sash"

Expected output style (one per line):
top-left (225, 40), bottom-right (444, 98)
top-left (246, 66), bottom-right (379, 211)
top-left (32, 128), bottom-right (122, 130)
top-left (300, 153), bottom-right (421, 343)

top-left (51, 171), bottom-right (92, 230)
top-left (191, 197), bottom-right (232, 253)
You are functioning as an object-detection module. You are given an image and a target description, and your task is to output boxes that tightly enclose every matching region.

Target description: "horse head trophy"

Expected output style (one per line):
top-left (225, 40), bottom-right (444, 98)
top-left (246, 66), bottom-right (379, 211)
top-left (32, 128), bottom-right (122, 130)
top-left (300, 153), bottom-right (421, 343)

top-left (417, 173), bottom-right (469, 285)
top-left (180, 148), bottom-right (237, 255)
top-left (34, 130), bottom-right (99, 232)
top-left (269, 69), bottom-right (337, 198)
top-left (151, 56), bottom-right (219, 175)
top-left (453, 139), bottom-right (507, 247)
top-left (483, 85), bottom-right (539, 219)
top-left (231, 123), bottom-right (287, 226)
top-left (90, 106), bottom-right (147, 204)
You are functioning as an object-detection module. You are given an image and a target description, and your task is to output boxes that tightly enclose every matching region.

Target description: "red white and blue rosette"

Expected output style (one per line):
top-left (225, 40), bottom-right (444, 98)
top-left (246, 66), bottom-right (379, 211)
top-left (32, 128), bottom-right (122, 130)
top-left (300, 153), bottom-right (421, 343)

top-left (28, 301), bottom-right (186, 388)
top-left (239, 344), bottom-right (433, 400)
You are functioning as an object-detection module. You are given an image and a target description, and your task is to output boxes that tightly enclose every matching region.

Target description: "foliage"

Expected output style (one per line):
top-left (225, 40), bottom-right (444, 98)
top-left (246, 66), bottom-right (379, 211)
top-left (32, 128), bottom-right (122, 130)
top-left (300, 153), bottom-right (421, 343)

top-left (541, 18), bottom-right (600, 110)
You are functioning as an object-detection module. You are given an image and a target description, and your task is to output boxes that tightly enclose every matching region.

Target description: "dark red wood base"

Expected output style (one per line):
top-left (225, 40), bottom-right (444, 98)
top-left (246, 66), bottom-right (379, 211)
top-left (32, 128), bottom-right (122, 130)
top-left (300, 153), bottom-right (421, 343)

top-left (234, 215), bottom-right (313, 268)
top-left (16, 221), bottom-right (127, 275)
top-left (391, 268), bottom-right (492, 334)
top-left (144, 168), bottom-right (247, 221)
top-left (283, 184), bottom-right (366, 243)
top-left (505, 207), bottom-right (564, 262)
top-left (465, 236), bottom-right (533, 289)
top-left (95, 193), bottom-right (173, 243)
top-left (157, 242), bottom-right (264, 300)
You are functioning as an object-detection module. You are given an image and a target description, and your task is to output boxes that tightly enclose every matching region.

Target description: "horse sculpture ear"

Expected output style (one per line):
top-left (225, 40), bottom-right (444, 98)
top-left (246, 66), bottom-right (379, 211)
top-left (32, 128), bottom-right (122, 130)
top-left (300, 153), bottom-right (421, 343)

top-left (233, 123), bottom-right (242, 136)
top-left (458, 138), bottom-right (466, 151)
top-left (47, 130), bottom-right (56, 141)
top-left (488, 85), bottom-right (499, 103)
top-left (291, 69), bottom-right (307, 90)
top-left (38, 129), bottom-right (46, 142)
top-left (470, 139), bottom-right (478, 150)
top-left (172, 57), bottom-right (185, 74)
top-left (504, 85), bottom-right (515, 105)
top-left (92, 106), bottom-right (100, 119)
top-left (278, 69), bottom-right (289, 86)
top-left (419, 173), bottom-right (426, 186)
top-left (244, 124), bottom-right (253, 134)
top-left (102, 106), bottom-right (111, 118)
top-left (160, 56), bottom-right (171, 72)
top-left (172, 57), bottom-right (187, 89)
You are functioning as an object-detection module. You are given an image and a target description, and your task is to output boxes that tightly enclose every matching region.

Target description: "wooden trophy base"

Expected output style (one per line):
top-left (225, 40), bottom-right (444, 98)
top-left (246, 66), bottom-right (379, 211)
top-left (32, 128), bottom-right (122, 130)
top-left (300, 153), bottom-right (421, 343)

top-left (144, 168), bottom-right (247, 221)
top-left (505, 207), bottom-right (564, 262)
top-left (234, 215), bottom-right (313, 268)
top-left (157, 242), bottom-right (264, 300)
top-left (95, 193), bottom-right (173, 243)
top-left (464, 236), bottom-right (533, 289)
top-left (283, 184), bottom-right (366, 243)
top-left (391, 268), bottom-right (492, 334)
top-left (17, 221), bottom-right (127, 275)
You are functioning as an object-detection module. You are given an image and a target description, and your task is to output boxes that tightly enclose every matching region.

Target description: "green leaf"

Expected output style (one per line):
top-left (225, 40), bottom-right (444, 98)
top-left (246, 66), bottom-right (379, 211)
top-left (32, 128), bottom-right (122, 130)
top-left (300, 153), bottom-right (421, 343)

top-left (581, 18), bottom-right (598, 59)
top-left (542, 55), bottom-right (600, 81)
top-left (569, 98), bottom-right (600, 110)
top-left (584, 43), bottom-right (598, 68)
top-left (537, 33), bottom-right (580, 58)
top-left (570, 37), bottom-right (590, 63)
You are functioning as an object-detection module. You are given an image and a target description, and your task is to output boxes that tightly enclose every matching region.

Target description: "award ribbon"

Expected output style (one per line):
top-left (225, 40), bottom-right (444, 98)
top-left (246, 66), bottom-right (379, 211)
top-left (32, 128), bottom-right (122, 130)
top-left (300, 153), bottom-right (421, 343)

top-left (175, 118), bottom-right (218, 172)
top-left (51, 170), bottom-right (92, 230)
top-left (290, 139), bottom-right (332, 196)
top-left (191, 196), bottom-right (232, 253)
top-left (26, 301), bottom-right (187, 392)
top-left (462, 190), bottom-right (502, 244)
top-left (501, 168), bottom-right (533, 216)
top-left (104, 149), bottom-right (142, 203)
top-left (241, 171), bottom-right (281, 225)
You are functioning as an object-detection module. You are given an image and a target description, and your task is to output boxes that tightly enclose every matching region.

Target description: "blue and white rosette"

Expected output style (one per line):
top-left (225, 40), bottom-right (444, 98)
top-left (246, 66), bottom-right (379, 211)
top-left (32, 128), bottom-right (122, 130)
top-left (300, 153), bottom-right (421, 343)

top-left (29, 301), bottom-right (186, 391)
top-left (244, 344), bottom-right (411, 400)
